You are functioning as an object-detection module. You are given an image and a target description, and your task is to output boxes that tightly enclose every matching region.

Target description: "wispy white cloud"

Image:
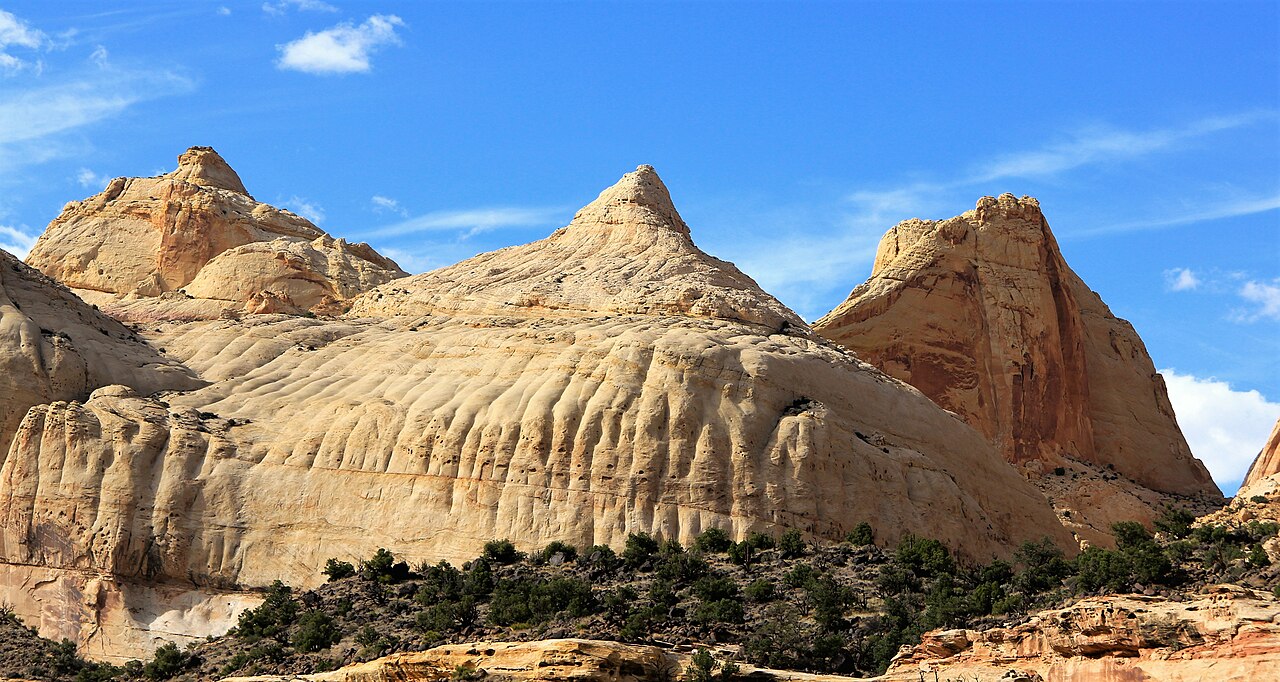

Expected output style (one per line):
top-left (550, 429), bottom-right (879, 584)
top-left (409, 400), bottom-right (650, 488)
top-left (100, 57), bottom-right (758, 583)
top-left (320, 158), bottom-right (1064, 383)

top-left (370, 194), bottom-right (407, 217)
top-left (262, 0), bottom-right (338, 15)
top-left (376, 246), bottom-right (437, 274)
top-left (970, 113), bottom-right (1268, 183)
top-left (75, 167), bottom-right (110, 189)
top-left (0, 224), bottom-right (38, 259)
top-left (0, 69), bottom-right (194, 177)
top-left (1237, 279), bottom-right (1280, 322)
top-left (1164, 267), bottom-right (1200, 292)
top-left (1077, 193), bottom-right (1280, 237)
top-left (88, 44), bottom-right (108, 68)
top-left (280, 196), bottom-right (325, 224)
top-left (364, 206), bottom-right (568, 239)
top-left (276, 15), bottom-right (404, 75)
top-left (1162, 368), bottom-right (1280, 495)
top-left (217, 7), bottom-right (232, 17)
top-left (0, 9), bottom-right (47, 75)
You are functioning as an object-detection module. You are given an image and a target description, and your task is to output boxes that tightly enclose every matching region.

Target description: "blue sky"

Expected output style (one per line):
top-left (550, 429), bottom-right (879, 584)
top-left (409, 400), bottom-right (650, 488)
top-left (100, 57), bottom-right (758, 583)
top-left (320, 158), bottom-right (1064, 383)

top-left (0, 1), bottom-right (1276, 493)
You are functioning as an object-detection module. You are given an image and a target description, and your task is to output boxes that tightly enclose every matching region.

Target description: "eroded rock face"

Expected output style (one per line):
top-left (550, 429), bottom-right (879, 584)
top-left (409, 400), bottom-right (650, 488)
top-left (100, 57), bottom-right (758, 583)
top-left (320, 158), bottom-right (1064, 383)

top-left (813, 194), bottom-right (1222, 544)
top-left (1244, 418), bottom-right (1280, 489)
top-left (25, 146), bottom-right (406, 320)
top-left (0, 168), bottom-right (1072, 661)
top-left (885, 585), bottom-right (1280, 681)
top-left (0, 248), bottom-right (200, 447)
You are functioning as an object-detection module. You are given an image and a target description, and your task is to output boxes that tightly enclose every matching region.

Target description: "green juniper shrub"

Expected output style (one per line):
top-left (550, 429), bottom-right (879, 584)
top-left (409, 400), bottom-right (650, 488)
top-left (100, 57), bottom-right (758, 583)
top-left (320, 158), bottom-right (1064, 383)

top-left (463, 558), bottom-right (495, 597)
top-left (535, 541), bottom-right (578, 565)
top-left (845, 522), bottom-right (874, 547)
top-left (142, 642), bottom-right (198, 681)
top-left (362, 548), bottom-right (411, 583)
top-left (693, 527), bottom-right (733, 554)
top-left (322, 558), bottom-right (356, 582)
top-left (747, 532), bottom-right (776, 551)
top-left (744, 578), bottom-right (776, 603)
top-left (894, 534), bottom-right (954, 578)
top-left (1248, 543), bottom-right (1270, 567)
top-left (1012, 538), bottom-right (1071, 595)
top-left (741, 603), bottom-right (808, 670)
top-left (778, 528), bottom-right (806, 559)
top-left (683, 648), bottom-right (739, 682)
top-left (622, 532), bottom-right (661, 569)
top-left (487, 576), bottom-right (597, 626)
top-left (1252, 495), bottom-right (1270, 504)
top-left (784, 562), bottom-right (818, 590)
top-left (805, 573), bottom-right (849, 631)
top-left (1154, 507), bottom-right (1196, 539)
top-left (482, 539), bottom-right (525, 565)
top-left (585, 544), bottom-right (622, 575)
top-left (234, 581), bottom-right (298, 643)
top-left (656, 546), bottom-right (710, 584)
top-left (692, 574), bottom-right (744, 625)
top-left (415, 561), bottom-right (464, 604)
top-left (649, 579), bottom-right (680, 615)
top-left (292, 611), bottom-right (341, 653)
top-left (602, 586), bottom-right (638, 623)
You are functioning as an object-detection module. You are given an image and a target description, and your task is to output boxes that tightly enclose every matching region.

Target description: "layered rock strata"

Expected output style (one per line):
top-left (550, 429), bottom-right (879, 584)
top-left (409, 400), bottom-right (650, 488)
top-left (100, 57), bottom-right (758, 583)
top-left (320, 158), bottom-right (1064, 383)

top-left (25, 146), bottom-right (406, 320)
top-left (813, 194), bottom-right (1222, 544)
top-left (0, 167), bottom-right (1071, 661)
top-left (886, 584), bottom-right (1280, 681)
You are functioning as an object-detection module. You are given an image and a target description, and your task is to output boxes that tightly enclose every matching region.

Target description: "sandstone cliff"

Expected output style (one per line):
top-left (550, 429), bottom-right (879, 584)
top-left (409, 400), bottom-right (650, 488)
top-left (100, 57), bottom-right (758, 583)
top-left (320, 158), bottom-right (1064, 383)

top-left (813, 194), bottom-right (1222, 544)
top-left (0, 167), bottom-right (1071, 661)
top-left (1243, 417), bottom-right (1280, 490)
top-left (25, 147), bottom-right (406, 321)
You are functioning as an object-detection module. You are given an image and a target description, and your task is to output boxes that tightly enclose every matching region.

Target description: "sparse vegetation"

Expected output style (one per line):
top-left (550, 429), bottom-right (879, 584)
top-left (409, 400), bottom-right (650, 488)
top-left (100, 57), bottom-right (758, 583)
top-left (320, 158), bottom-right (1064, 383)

top-left (4, 515), bottom-right (1276, 681)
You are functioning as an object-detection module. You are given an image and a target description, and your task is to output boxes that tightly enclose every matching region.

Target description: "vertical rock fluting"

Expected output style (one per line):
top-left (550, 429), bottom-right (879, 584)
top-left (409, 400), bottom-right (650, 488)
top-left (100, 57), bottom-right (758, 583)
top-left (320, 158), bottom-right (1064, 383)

top-left (1, 169), bottom-right (1073, 661)
top-left (814, 194), bottom-right (1222, 542)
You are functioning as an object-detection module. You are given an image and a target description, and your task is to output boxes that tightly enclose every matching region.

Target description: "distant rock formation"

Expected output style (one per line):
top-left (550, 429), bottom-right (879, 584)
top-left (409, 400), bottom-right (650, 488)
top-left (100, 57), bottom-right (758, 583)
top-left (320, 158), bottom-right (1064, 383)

top-left (1243, 417), bottom-right (1280, 490)
top-left (0, 167), bottom-right (1071, 661)
top-left (25, 146), bottom-right (406, 321)
top-left (813, 194), bottom-right (1222, 545)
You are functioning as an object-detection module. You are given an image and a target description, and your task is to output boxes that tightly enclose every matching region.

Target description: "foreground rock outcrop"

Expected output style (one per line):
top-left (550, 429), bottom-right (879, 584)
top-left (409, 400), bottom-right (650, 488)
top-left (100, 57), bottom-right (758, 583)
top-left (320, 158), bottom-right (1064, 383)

top-left (25, 146), bottom-right (406, 320)
top-left (0, 167), bottom-right (1072, 662)
top-left (886, 584), bottom-right (1280, 681)
top-left (813, 194), bottom-right (1222, 544)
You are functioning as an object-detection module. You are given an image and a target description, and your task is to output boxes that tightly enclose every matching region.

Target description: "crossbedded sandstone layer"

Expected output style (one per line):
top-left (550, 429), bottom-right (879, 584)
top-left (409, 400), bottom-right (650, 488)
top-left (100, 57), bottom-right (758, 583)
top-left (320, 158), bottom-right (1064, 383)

top-left (25, 146), bottom-right (406, 320)
top-left (813, 194), bottom-right (1222, 544)
top-left (0, 167), bottom-right (1072, 661)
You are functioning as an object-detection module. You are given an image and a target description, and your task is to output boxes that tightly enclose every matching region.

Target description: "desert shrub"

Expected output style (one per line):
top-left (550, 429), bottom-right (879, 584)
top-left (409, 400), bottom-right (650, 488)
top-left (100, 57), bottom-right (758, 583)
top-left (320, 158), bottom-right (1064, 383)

top-left (693, 527), bottom-right (733, 553)
top-left (845, 522), bottom-right (874, 546)
top-left (362, 548), bottom-right (410, 583)
top-left (234, 581), bottom-right (298, 642)
top-left (292, 611), bottom-right (341, 652)
top-left (142, 643), bottom-right (198, 680)
top-left (1012, 538), bottom-right (1071, 594)
top-left (488, 577), bottom-right (596, 626)
top-left (656, 547), bottom-right (709, 584)
top-left (894, 534), bottom-right (954, 578)
top-left (779, 528), bottom-right (806, 559)
top-left (622, 532), bottom-right (661, 568)
top-left (535, 541), bottom-right (578, 564)
top-left (745, 578), bottom-right (776, 603)
top-left (585, 544), bottom-right (622, 575)
top-left (463, 558), bottom-right (495, 597)
top-left (482, 539), bottom-right (525, 565)
top-left (322, 558), bottom-right (356, 581)
top-left (416, 561), bottom-right (464, 604)
top-left (1154, 507), bottom-right (1195, 539)
top-left (683, 648), bottom-right (739, 682)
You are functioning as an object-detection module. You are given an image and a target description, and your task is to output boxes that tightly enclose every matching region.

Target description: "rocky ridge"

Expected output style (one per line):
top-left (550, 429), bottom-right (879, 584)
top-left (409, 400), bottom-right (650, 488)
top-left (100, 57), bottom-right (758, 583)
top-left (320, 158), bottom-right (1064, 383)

top-left (25, 147), bottom-right (406, 321)
top-left (813, 194), bottom-right (1222, 546)
top-left (1243, 418), bottom-right (1280, 490)
top-left (0, 166), bottom-right (1074, 663)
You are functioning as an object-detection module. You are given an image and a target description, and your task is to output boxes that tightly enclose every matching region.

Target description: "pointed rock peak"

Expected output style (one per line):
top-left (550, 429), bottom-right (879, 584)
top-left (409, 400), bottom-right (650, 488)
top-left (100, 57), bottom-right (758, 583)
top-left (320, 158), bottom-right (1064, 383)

top-left (169, 146), bottom-right (250, 196)
top-left (568, 164), bottom-right (690, 238)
